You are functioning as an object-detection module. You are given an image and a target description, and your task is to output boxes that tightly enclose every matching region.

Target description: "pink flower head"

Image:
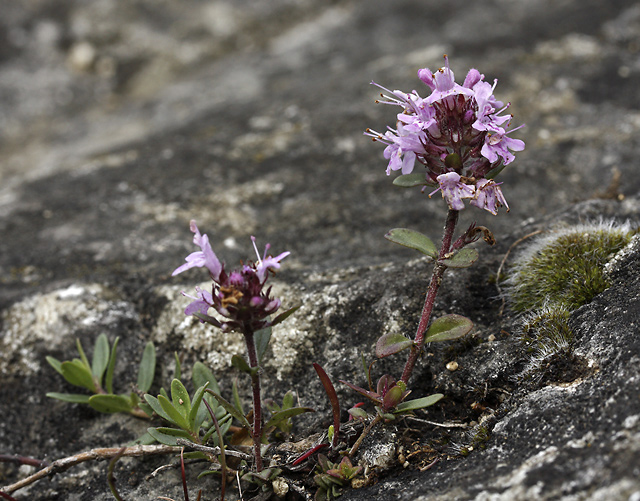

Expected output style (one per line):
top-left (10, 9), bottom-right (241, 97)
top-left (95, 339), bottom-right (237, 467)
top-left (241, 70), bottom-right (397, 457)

top-left (173, 222), bottom-right (291, 332)
top-left (367, 55), bottom-right (524, 213)
top-left (470, 178), bottom-right (509, 215)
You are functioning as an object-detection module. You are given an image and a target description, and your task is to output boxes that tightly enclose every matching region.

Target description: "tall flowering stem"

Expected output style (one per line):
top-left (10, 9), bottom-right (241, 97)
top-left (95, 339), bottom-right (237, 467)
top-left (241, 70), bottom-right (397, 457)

top-left (242, 328), bottom-right (264, 472)
top-left (367, 55), bottom-right (525, 387)
top-left (172, 220), bottom-right (292, 472)
top-left (401, 209), bottom-right (458, 383)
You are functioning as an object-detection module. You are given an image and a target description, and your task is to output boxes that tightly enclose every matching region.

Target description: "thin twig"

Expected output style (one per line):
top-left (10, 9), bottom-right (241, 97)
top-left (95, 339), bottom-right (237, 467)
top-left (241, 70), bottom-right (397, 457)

top-left (348, 414), bottom-right (383, 458)
top-left (1, 444), bottom-right (180, 495)
top-left (236, 471), bottom-right (244, 501)
top-left (496, 230), bottom-right (544, 316)
top-left (0, 455), bottom-right (50, 469)
top-left (406, 416), bottom-right (469, 428)
top-left (175, 440), bottom-right (251, 460)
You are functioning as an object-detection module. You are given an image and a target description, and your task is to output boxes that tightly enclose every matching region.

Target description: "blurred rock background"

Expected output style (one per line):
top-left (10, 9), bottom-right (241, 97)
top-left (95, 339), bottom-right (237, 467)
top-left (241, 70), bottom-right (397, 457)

top-left (1, 0), bottom-right (640, 499)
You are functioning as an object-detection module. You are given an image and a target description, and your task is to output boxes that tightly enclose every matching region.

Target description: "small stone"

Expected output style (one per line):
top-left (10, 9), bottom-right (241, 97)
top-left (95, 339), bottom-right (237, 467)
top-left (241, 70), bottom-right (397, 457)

top-left (446, 361), bottom-right (459, 371)
top-left (272, 477), bottom-right (289, 497)
top-left (487, 334), bottom-right (496, 342)
top-left (68, 41), bottom-right (96, 72)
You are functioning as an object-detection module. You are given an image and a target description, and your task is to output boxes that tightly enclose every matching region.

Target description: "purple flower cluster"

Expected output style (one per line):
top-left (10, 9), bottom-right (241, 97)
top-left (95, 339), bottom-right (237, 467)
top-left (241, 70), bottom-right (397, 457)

top-left (366, 56), bottom-right (524, 215)
top-left (172, 220), bottom-right (290, 333)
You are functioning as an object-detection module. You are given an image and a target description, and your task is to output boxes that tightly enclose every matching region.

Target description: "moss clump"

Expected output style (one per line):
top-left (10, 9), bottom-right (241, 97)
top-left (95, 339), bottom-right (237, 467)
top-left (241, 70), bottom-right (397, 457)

top-left (508, 222), bottom-right (636, 313)
top-left (506, 222), bottom-right (637, 383)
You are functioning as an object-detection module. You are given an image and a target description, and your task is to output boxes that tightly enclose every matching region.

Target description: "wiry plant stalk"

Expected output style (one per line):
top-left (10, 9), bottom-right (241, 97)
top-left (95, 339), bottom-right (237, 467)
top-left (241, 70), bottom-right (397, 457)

top-left (400, 209), bottom-right (458, 384)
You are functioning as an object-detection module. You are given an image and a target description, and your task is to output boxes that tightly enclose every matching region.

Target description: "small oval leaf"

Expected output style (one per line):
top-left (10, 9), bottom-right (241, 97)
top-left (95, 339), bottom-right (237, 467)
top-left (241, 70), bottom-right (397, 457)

top-left (61, 360), bottom-right (97, 392)
top-left (375, 333), bottom-right (413, 358)
top-left (385, 228), bottom-right (438, 259)
top-left (170, 379), bottom-right (191, 419)
top-left (424, 314), bottom-right (473, 343)
top-left (254, 325), bottom-right (272, 364)
top-left (137, 341), bottom-right (156, 393)
top-left (46, 392), bottom-right (91, 404)
top-left (231, 354), bottom-right (253, 374)
top-left (92, 334), bottom-right (110, 382)
top-left (144, 394), bottom-right (171, 422)
top-left (147, 427), bottom-right (180, 446)
top-left (189, 382), bottom-right (209, 430)
top-left (394, 393), bottom-right (444, 413)
top-left (192, 362), bottom-right (221, 396)
top-left (88, 394), bottom-right (133, 414)
top-left (441, 248), bottom-right (479, 268)
top-left (105, 337), bottom-right (120, 394)
top-left (263, 407), bottom-right (314, 437)
top-left (158, 394), bottom-right (190, 430)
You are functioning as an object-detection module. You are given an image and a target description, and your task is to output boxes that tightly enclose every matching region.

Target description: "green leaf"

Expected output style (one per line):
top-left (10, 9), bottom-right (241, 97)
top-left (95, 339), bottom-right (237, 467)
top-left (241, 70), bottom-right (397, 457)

top-left (263, 407), bottom-right (314, 437)
top-left (441, 248), bottom-right (479, 268)
top-left (189, 382), bottom-right (209, 431)
top-left (424, 314), bottom-right (473, 343)
top-left (137, 401), bottom-right (154, 418)
top-left (61, 360), bottom-right (97, 392)
top-left (88, 394), bottom-right (133, 414)
top-left (92, 334), bottom-right (110, 383)
top-left (254, 325), bottom-right (272, 364)
top-left (154, 427), bottom-right (195, 440)
top-left (46, 392), bottom-right (91, 403)
top-left (270, 304), bottom-right (301, 329)
top-left (231, 354), bottom-right (254, 375)
top-left (375, 333), bottom-right (414, 358)
top-left (485, 163), bottom-right (507, 180)
top-left (137, 341), bottom-right (156, 393)
top-left (192, 362), bottom-right (220, 396)
top-left (105, 337), bottom-right (120, 394)
top-left (170, 379), bottom-right (191, 419)
top-left (158, 394), bottom-right (190, 430)
top-left (46, 356), bottom-right (64, 376)
top-left (205, 389), bottom-right (251, 431)
top-left (173, 352), bottom-right (181, 381)
top-left (75, 339), bottom-right (91, 371)
top-left (146, 427), bottom-right (181, 446)
top-left (232, 379), bottom-right (244, 417)
top-left (392, 173), bottom-right (436, 188)
top-left (130, 431), bottom-right (156, 446)
top-left (282, 390), bottom-right (295, 410)
top-left (385, 228), bottom-right (438, 259)
top-left (347, 407), bottom-right (368, 420)
top-left (394, 393), bottom-right (444, 413)
top-left (143, 394), bottom-right (172, 422)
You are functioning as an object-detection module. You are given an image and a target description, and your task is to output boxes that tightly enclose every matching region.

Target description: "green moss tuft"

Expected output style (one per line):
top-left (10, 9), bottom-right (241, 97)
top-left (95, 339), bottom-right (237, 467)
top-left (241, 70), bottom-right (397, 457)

top-left (508, 223), bottom-right (636, 313)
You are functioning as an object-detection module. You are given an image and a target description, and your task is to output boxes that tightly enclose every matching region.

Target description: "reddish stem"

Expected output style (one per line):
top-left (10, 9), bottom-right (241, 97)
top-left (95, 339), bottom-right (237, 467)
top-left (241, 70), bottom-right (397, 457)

top-left (243, 330), bottom-right (264, 472)
top-left (400, 209), bottom-right (459, 384)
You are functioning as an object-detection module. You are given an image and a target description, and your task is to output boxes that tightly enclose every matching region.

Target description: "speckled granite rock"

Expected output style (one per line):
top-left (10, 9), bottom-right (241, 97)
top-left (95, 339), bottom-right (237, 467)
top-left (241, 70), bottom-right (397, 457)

top-left (2, 0), bottom-right (640, 499)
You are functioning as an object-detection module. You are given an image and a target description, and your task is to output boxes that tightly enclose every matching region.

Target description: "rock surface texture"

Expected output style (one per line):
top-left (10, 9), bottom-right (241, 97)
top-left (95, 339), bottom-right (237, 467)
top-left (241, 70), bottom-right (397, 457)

top-left (1, 0), bottom-right (639, 500)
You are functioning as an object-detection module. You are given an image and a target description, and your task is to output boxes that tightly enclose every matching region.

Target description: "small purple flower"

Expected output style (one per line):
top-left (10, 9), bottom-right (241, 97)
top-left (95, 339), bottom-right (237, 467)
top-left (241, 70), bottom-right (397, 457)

top-left (431, 172), bottom-right (475, 210)
top-left (172, 220), bottom-right (222, 280)
top-left (481, 129), bottom-right (525, 165)
top-left (470, 178), bottom-right (509, 215)
top-left (173, 221), bottom-right (290, 333)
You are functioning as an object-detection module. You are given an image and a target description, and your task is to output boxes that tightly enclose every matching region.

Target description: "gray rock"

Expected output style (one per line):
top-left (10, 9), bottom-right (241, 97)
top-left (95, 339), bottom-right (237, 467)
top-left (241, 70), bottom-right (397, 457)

top-left (2, 0), bottom-right (640, 499)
